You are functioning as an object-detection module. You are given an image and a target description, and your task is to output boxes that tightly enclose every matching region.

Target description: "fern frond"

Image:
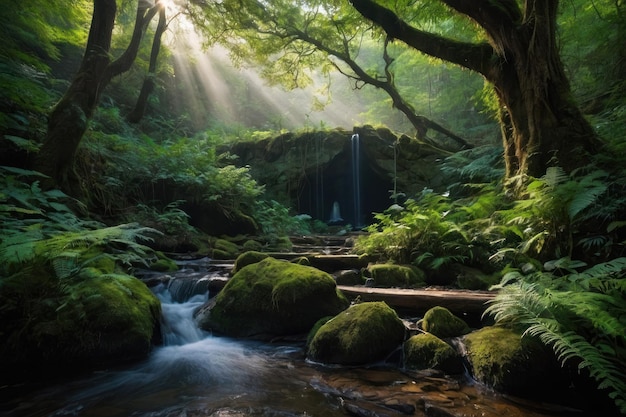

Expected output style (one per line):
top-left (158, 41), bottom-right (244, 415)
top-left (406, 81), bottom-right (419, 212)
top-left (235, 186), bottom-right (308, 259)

top-left (486, 274), bottom-right (626, 414)
top-left (542, 166), bottom-right (568, 188)
top-left (524, 324), bottom-right (626, 411)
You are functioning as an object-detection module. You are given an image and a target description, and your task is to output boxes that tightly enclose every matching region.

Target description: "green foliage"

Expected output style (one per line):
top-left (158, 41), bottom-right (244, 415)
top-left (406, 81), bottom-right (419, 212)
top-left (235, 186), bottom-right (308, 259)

top-left (355, 186), bottom-right (504, 270)
top-left (493, 166), bottom-right (622, 261)
top-left (79, 129), bottom-right (265, 221)
top-left (441, 145), bottom-right (504, 191)
top-left (485, 259), bottom-right (626, 413)
top-left (0, 0), bottom-right (90, 70)
top-left (0, 167), bottom-right (161, 280)
top-left (128, 201), bottom-right (195, 237)
top-left (254, 200), bottom-right (322, 236)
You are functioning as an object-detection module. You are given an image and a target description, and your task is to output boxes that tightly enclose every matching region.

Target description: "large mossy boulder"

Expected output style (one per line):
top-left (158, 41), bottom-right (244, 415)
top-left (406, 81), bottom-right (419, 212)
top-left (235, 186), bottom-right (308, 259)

top-left (366, 263), bottom-right (425, 288)
top-left (421, 306), bottom-right (471, 338)
top-left (0, 268), bottom-right (161, 382)
top-left (404, 333), bottom-right (464, 374)
top-left (307, 301), bottom-right (406, 365)
top-left (463, 326), bottom-right (566, 396)
top-left (195, 257), bottom-right (349, 338)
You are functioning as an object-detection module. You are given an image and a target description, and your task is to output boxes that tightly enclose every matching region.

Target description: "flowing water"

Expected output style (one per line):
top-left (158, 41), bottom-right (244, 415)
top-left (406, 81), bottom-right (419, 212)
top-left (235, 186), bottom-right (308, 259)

top-left (0, 267), bottom-right (603, 417)
top-left (351, 133), bottom-right (362, 229)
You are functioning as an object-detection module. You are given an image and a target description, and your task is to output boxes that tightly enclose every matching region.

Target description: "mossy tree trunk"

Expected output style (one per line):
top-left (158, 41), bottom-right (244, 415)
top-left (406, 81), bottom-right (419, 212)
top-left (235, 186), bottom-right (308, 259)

top-left (34, 0), bottom-right (161, 192)
top-left (349, 0), bottom-right (603, 189)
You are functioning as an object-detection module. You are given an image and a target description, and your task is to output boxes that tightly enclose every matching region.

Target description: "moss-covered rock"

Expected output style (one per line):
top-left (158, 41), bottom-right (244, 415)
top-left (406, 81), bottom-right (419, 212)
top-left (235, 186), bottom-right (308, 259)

top-left (306, 316), bottom-right (334, 348)
top-left (149, 251), bottom-right (178, 272)
top-left (307, 301), bottom-right (406, 365)
top-left (242, 239), bottom-right (264, 252)
top-left (196, 257), bottom-right (349, 338)
top-left (211, 238), bottom-right (241, 260)
top-left (366, 264), bottom-right (425, 288)
top-left (334, 269), bottom-right (364, 285)
top-left (421, 306), bottom-right (470, 338)
top-left (232, 251), bottom-right (269, 274)
top-left (404, 333), bottom-right (463, 374)
top-left (269, 235), bottom-right (293, 252)
top-left (0, 267), bottom-right (161, 383)
top-left (463, 326), bottom-right (565, 396)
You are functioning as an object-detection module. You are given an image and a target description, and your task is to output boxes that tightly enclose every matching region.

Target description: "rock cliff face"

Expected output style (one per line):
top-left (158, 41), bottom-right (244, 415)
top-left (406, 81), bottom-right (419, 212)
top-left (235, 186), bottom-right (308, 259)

top-left (224, 125), bottom-right (449, 226)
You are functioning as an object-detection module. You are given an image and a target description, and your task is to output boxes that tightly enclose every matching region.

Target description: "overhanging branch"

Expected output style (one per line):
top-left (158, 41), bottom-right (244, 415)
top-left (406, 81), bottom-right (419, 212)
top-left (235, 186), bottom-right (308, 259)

top-left (349, 0), bottom-right (494, 78)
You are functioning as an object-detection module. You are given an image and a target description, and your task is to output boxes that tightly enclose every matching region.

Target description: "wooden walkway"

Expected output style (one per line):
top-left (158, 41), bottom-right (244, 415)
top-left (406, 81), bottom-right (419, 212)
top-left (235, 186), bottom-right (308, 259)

top-left (337, 285), bottom-right (497, 316)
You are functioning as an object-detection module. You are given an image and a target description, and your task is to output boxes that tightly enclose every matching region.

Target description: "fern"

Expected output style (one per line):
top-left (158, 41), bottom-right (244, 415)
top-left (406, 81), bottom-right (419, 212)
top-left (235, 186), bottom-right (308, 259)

top-left (485, 260), bottom-right (626, 413)
top-left (1, 223), bottom-right (160, 278)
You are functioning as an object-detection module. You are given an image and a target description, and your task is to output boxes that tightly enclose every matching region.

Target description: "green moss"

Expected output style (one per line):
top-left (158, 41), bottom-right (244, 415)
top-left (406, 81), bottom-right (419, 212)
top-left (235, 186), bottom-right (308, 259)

top-left (464, 326), bottom-right (565, 396)
top-left (307, 301), bottom-right (406, 365)
top-left (212, 238), bottom-right (240, 259)
top-left (242, 239), bottom-right (264, 251)
top-left (232, 251), bottom-right (269, 274)
top-left (149, 251), bottom-right (178, 272)
top-left (268, 235), bottom-right (293, 252)
top-left (306, 315), bottom-right (334, 348)
top-left (0, 266), bottom-right (161, 381)
top-left (77, 247), bottom-right (116, 274)
top-left (421, 306), bottom-right (470, 338)
top-left (404, 333), bottom-right (463, 374)
top-left (367, 264), bottom-right (425, 288)
top-left (198, 257), bottom-right (349, 337)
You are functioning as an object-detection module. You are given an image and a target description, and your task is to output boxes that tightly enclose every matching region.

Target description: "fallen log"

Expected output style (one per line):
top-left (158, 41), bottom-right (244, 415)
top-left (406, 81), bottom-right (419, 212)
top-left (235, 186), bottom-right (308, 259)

top-left (337, 285), bottom-right (497, 317)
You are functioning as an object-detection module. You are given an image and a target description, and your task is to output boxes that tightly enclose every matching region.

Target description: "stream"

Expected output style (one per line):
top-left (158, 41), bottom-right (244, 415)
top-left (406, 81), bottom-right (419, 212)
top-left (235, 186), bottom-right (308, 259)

top-left (0, 263), bottom-right (599, 417)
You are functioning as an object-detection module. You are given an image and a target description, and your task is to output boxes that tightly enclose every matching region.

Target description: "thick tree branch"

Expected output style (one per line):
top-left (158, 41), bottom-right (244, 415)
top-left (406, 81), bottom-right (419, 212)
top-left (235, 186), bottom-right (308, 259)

top-left (292, 28), bottom-right (471, 149)
top-left (348, 0), bottom-right (494, 78)
top-left (441, 0), bottom-right (522, 46)
top-left (105, 3), bottom-right (162, 81)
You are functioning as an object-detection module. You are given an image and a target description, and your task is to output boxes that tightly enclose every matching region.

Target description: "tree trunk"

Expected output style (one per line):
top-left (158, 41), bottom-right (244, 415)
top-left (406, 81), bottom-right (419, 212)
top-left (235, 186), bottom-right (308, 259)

top-left (128, 7), bottom-right (167, 124)
top-left (485, 1), bottom-right (602, 182)
top-left (349, 0), bottom-right (603, 187)
top-left (35, 0), bottom-right (117, 190)
top-left (34, 0), bottom-right (161, 191)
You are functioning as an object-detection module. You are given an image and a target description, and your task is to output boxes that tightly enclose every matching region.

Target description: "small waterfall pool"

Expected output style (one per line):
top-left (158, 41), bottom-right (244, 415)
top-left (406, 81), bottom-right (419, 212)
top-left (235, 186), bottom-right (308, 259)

top-left (0, 270), bottom-right (603, 417)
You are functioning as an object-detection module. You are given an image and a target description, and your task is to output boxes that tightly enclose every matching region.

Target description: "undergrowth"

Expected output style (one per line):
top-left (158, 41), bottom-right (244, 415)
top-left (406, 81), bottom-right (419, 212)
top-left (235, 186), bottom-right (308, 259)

top-left (485, 258), bottom-right (626, 414)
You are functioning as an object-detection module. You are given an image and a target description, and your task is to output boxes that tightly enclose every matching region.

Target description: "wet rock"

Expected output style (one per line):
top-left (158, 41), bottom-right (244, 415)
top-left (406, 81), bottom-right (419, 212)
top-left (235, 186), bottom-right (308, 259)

top-left (195, 257), bottom-right (349, 338)
top-left (424, 402), bottom-right (458, 417)
top-left (403, 333), bottom-right (464, 374)
top-left (421, 306), bottom-right (470, 338)
top-left (307, 301), bottom-right (406, 365)
top-left (334, 269), bottom-right (363, 285)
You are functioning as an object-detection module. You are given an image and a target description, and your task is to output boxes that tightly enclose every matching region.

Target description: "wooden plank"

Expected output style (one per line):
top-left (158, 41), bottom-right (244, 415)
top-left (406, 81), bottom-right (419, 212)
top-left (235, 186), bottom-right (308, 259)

top-left (337, 285), bottom-right (497, 316)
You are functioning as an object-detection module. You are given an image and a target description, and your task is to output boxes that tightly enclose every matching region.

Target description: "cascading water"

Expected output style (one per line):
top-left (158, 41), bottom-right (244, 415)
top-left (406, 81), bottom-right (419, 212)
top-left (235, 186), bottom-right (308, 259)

top-left (0, 265), bottom-right (600, 417)
top-left (351, 133), bottom-right (362, 228)
top-left (154, 284), bottom-right (208, 345)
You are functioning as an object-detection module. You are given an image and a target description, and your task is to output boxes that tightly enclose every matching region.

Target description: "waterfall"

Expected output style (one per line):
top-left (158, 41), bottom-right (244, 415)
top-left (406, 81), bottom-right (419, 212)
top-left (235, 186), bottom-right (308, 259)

top-left (351, 133), bottom-right (362, 228)
top-left (154, 283), bottom-right (209, 345)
